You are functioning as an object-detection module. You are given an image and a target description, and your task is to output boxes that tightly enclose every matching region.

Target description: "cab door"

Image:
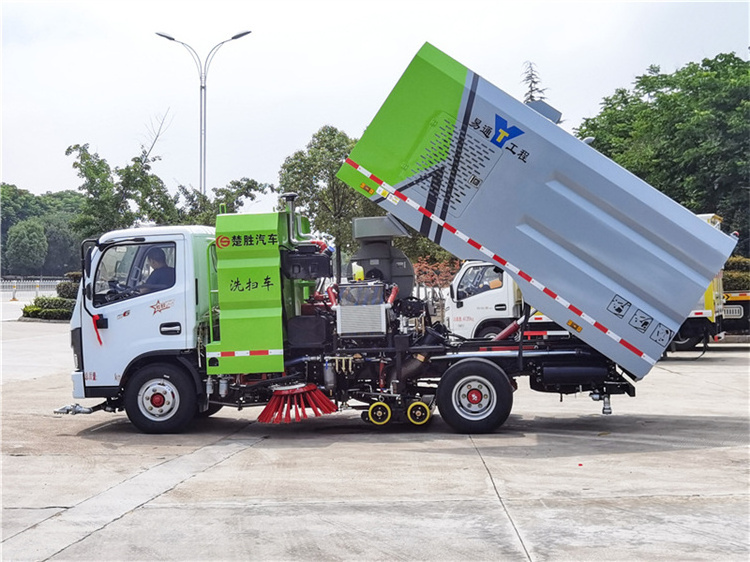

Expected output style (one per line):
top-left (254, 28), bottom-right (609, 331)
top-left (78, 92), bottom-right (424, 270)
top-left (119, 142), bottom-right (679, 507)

top-left (79, 236), bottom-right (188, 393)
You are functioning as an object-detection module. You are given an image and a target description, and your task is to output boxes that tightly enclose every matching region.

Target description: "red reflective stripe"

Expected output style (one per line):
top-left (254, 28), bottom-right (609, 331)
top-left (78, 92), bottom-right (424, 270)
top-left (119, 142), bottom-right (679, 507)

top-left (393, 190), bottom-right (408, 202)
top-left (543, 287), bottom-right (558, 299)
top-left (250, 350), bottom-right (269, 356)
top-left (220, 351), bottom-right (235, 357)
top-left (370, 175), bottom-right (384, 186)
top-left (468, 239), bottom-right (482, 250)
top-left (345, 158), bottom-right (358, 169)
top-left (518, 271), bottom-right (532, 282)
top-left (443, 223), bottom-right (457, 234)
top-left (568, 305), bottom-right (583, 316)
top-left (594, 321), bottom-right (609, 333)
top-left (620, 339), bottom-right (643, 356)
top-left (492, 254), bottom-right (507, 266)
top-left (418, 206), bottom-right (432, 218)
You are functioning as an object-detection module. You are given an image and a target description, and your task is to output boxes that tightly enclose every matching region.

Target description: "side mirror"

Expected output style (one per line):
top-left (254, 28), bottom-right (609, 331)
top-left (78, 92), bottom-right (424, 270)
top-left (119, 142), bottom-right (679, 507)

top-left (84, 247), bottom-right (93, 277)
top-left (81, 239), bottom-right (97, 278)
top-left (450, 284), bottom-right (464, 308)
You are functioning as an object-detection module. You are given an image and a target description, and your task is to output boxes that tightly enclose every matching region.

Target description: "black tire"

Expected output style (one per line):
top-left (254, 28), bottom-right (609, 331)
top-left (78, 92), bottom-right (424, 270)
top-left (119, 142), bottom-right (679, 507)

top-left (196, 403), bottom-right (224, 418)
top-left (477, 324), bottom-right (521, 342)
top-left (671, 332), bottom-right (703, 351)
top-left (437, 358), bottom-right (513, 433)
top-left (125, 363), bottom-right (197, 433)
top-left (476, 326), bottom-right (501, 339)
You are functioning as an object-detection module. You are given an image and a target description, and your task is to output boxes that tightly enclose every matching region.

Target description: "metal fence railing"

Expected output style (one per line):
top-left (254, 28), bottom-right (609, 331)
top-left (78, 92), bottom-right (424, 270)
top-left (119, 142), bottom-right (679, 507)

top-left (412, 284), bottom-right (449, 323)
top-left (1, 279), bottom-right (64, 301)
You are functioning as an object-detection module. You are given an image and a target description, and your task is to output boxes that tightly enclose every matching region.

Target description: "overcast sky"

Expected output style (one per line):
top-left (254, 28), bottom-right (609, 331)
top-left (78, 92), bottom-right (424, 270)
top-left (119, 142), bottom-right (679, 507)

top-left (2, 0), bottom-right (748, 212)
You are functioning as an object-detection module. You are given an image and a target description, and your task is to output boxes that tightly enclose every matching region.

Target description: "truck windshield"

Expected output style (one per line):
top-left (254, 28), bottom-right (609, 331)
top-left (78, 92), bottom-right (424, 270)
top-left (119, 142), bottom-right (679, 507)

top-left (457, 264), bottom-right (503, 299)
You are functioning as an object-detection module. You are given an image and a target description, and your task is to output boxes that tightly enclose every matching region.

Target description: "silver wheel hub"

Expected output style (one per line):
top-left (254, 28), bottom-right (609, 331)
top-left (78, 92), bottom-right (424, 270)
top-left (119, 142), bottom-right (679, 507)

top-left (452, 375), bottom-right (496, 420)
top-left (137, 378), bottom-right (180, 422)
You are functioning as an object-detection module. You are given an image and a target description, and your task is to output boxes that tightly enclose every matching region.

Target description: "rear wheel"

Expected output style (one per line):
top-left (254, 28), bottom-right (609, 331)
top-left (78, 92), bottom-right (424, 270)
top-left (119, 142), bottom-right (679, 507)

top-left (671, 332), bottom-right (703, 351)
top-left (437, 359), bottom-right (513, 433)
top-left (125, 363), bottom-right (197, 433)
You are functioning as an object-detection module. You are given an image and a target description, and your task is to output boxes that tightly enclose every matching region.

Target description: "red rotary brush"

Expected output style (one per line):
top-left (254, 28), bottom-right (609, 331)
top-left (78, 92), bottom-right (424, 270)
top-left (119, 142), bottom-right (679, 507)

top-left (257, 383), bottom-right (338, 424)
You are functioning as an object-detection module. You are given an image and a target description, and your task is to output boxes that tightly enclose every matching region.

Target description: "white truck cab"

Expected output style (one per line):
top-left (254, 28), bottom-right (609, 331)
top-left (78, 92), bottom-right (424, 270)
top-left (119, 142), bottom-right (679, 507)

top-left (445, 261), bottom-right (520, 338)
top-left (444, 260), bottom-right (563, 339)
top-left (70, 226), bottom-right (215, 400)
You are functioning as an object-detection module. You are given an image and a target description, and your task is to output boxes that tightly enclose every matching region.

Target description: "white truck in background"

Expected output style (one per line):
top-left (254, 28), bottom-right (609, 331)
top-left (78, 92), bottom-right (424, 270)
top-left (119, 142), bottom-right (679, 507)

top-left (446, 213), bottom-right (730, 350)
top-left (444, 260), bottom-right (566, 340)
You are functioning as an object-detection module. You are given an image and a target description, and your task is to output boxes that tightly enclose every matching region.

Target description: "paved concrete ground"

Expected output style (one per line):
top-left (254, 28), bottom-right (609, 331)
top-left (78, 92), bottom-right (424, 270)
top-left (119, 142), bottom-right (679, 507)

top-left (2, 300), bottom-right (749, 561)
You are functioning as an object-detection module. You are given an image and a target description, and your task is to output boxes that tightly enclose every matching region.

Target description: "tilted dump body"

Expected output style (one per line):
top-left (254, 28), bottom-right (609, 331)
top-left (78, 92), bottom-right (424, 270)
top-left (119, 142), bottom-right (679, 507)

top-left (337, 43), bottom-right (736, 378)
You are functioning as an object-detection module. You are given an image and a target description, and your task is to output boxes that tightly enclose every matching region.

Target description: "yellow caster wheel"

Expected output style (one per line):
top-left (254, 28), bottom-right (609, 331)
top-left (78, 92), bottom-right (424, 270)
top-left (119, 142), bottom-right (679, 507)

top-left (368, 402), bottom-right (392, 426)
top-left (406, 401), bottom-right (431, 426)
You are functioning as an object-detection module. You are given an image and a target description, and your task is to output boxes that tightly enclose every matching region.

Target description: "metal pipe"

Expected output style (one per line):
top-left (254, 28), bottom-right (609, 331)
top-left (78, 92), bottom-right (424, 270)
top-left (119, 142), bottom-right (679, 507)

top-left (387, 284), bottom-right (399, 304)
top-left (430, 349), bottom-right (580, 361)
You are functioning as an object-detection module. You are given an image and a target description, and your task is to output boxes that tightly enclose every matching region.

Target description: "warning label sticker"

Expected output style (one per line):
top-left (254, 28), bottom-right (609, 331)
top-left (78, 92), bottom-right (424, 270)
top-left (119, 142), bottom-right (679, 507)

top-left (650, 323), bottom-right (674, 347)
top-left (629, 309), bottom-right (654, 333)
top-left (607, 295), bottom-right (632, 318)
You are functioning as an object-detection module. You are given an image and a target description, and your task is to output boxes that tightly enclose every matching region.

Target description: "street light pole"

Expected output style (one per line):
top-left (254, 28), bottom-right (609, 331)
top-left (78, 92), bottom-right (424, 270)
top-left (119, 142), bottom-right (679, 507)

top-left (156, 31), bottom-right (251, 195)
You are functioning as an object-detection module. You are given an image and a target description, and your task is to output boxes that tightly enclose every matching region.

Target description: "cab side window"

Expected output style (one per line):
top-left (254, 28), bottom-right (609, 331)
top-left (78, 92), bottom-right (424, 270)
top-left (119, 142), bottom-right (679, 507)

top-left (93, 243), bottom-right (176, 307)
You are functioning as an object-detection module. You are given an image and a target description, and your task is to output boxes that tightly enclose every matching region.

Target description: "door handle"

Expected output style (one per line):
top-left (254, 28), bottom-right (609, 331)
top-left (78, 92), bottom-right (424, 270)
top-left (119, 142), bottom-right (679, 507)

top-left (160, 322), bottom-right (182, 335)
top-left (494, 304), bottom-right (507, 311)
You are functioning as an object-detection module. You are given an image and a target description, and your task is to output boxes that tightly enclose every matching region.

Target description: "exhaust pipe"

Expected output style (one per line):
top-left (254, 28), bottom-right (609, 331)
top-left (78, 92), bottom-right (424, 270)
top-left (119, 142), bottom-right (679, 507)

top-left (281, 192), bottom-right (313, 244)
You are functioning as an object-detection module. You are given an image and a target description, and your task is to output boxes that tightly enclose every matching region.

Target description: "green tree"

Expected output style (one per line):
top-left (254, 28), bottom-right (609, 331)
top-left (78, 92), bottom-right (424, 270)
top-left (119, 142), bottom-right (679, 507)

top-left (576, 53), bottom-right (750, 255)
top-left (176, 179), bottom-right (271, 226)
top-left (522, 61), bottom-right (547, 104)
top-left (277, 126), bottom-right (382, 281)
top-left (175, 185), bottom-right (214, 226)
top-left (66, 143), bottom-right (185, 236)
top-left (37, 190), bottom-right (86, 217)
top-left (66, 144), bottom-right (137, 237)
top-left (42, 215), bottom-right (80, 276)
top-left (6, 219), bottom-right (48, 275)
top-left (1, 184), bottom-right (43, 237)
top-left (1, 183), bottom-right (43, 274)
top-left (118, 147), bottom-right (180, 226)
top-left (393, 225), bottom-right (454, 264)
top-left (1, 185), bottom-right (85, 275)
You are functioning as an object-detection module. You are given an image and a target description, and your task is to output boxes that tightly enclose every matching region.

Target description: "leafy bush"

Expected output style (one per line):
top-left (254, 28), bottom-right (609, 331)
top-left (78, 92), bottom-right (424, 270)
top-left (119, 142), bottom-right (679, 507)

top-left (22, 296), bottom-right (75, 320)
top-left (65, 271), bottom-right (83, 283)
top-left (725, 255), bottom-right (750, 272)
top-left (33, 296), bottom-right (75, 311)
top-left (22, 305), bottom-right (41, 318)
top-left (56, 281), bottom-right (79, 299)
top-left (38, 308), bottom-right (74, 320)
top-left (724, 270), bottom-right (750, 291)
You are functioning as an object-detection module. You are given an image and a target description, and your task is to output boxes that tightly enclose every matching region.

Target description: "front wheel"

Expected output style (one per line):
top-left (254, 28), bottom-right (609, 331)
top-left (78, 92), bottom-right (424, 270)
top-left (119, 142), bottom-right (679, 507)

top-left (437, 359), bottom-right (513, 433)
top-left (476, 326), bottom-right (501, 339)
top-left (125, 363), bottom-right (197, 433)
